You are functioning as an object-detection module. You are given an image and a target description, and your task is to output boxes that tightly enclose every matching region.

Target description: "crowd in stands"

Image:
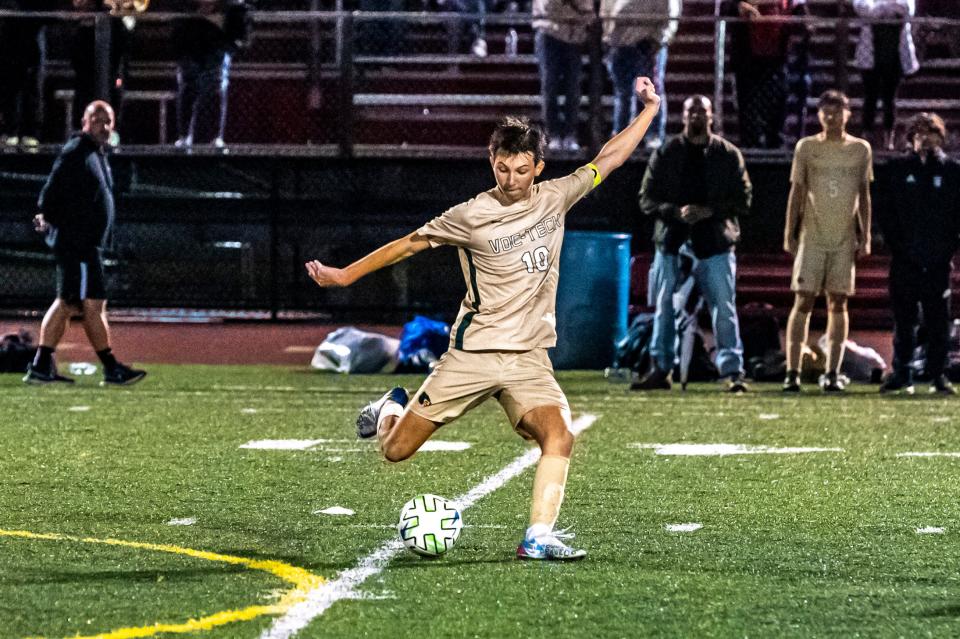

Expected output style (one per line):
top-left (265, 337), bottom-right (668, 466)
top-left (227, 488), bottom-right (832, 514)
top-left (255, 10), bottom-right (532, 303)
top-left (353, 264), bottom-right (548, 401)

top-left (0, 0), bottom-right (956, 150)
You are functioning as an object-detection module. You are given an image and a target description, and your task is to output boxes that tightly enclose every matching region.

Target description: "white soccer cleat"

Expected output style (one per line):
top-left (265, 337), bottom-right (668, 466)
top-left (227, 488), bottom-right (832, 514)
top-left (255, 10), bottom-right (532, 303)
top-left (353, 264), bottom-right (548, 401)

top-left (516, 528), bottom-right (586, 561)
top-left (355, 386), bottom-right (409, 439)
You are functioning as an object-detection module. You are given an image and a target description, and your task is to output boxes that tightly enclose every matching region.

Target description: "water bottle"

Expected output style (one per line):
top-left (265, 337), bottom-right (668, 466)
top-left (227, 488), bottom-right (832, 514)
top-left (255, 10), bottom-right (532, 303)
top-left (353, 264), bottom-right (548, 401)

top-left (68, 362), bottom-right (97, 375)
top-left (505, 28), bottom-right (518, 57)
top-left (603, 367), bottom-right (633, 383)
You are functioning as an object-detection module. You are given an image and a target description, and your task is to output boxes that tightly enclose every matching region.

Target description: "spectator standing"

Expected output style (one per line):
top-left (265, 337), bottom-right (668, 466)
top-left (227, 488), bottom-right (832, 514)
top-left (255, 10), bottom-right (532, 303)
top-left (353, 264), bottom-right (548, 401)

top-left (601, 0), bottom-right (680, 146)
top-left (26, 101), bottom-right (146, 387)
top-left (782, 90), bottom-right (873, 393)
top-left (533, 0), bottom-right (594, 151)
top-left (173, 0), bottom-right (250, 148)
top-left (853, 0), bottom-right (919, 150)
top-left (877, 113), bottom-right (959, 394)
top-left (721, 0), bottom-right (790, 149)
top-left (633, 95), bottom-right (752, 392)
top-left (0, 1), bottom-right (50, 150)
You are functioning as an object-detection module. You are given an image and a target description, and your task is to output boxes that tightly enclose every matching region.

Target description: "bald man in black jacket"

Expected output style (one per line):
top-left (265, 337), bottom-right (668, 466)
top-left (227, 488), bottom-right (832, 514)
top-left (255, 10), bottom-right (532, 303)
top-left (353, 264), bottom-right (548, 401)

top-left (26, 101), bottom-right (146, 386)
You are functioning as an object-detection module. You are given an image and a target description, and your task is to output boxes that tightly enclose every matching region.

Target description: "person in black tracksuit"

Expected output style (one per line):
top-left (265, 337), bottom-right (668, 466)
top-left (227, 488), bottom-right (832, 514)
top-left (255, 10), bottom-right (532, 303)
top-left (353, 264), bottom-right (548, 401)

top-left (877, 112), bottom-right (960, 395)
top-left (26, 100), bottom-right (146, 387)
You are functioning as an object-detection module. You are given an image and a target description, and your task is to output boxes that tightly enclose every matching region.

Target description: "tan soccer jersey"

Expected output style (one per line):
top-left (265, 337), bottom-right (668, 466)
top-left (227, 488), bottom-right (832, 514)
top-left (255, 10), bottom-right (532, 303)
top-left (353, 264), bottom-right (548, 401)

top-left (416, 164), bottom-right (598, 352)
top-left (790, 133), bottom-right (873, 250)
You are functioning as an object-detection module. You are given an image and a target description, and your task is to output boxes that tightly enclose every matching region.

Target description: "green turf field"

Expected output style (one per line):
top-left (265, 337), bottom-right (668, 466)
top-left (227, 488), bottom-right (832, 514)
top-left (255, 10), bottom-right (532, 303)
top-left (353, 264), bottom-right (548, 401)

top-left (2, 365), bottom-right (960, 638)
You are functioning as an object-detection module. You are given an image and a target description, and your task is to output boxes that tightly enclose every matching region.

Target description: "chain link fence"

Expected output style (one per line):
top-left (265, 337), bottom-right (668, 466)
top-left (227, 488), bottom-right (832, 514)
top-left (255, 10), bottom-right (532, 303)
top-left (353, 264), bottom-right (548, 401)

top-left (1, 3), bottom-right (959, 315)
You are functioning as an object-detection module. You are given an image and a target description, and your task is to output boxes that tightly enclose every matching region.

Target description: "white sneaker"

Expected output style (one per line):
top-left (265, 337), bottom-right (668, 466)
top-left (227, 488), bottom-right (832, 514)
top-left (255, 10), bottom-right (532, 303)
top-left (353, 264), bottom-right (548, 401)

top-left (174, 136), bottom-right (192, 148)
top-left (516, 528), bottom-right (586, 561)
top-left (213, 137), bottom-right (225, 148)
top-left (471, 37), bottom-right (488, 57)
top-left (562, 136), bottom-right (580, 152)
top-left (547, 138), bottom-right (562, 152)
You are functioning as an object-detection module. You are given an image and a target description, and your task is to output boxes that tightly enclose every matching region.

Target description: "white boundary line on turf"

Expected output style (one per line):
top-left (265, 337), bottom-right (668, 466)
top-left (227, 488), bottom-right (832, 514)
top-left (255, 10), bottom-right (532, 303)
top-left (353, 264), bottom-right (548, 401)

top-left (260, 413), bottom-right (599, 639)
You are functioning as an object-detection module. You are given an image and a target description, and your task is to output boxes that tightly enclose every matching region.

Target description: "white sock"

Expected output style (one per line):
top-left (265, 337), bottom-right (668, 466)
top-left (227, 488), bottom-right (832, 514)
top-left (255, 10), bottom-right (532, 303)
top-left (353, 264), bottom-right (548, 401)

top-left (525, 523), bottom-right (552, 541)
top-left (376, 400), bottom-right (404, 433)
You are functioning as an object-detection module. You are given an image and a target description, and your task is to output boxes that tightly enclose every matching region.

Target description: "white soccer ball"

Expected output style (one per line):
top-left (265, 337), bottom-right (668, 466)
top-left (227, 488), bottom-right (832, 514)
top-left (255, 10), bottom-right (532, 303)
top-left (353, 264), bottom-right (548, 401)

top-left (398, 494), bottom-right (463, 557)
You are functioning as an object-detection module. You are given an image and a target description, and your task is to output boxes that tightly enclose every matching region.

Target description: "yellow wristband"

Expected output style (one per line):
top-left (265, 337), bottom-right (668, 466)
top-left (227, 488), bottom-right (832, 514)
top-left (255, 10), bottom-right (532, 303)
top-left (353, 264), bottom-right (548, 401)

top-left (586, 163), bottom-right (603, 188)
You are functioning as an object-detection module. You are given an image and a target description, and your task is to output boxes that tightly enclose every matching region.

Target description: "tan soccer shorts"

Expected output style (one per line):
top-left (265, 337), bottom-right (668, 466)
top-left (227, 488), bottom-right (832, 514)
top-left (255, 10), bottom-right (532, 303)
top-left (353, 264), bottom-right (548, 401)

top-left (791, 242), bottom-right (856, 296)
top-left (406, 347), bottom-right (570, 434)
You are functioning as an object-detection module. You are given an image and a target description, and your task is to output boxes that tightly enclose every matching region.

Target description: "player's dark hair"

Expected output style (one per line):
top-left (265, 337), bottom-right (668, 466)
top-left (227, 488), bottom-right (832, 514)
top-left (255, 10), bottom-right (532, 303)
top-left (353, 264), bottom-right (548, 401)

top-left (488, 116), bottom-right (546, 164)
top-left (906, 112), bottom-right (947, 143)
top-left (818, 90), bottom-right (849, 110)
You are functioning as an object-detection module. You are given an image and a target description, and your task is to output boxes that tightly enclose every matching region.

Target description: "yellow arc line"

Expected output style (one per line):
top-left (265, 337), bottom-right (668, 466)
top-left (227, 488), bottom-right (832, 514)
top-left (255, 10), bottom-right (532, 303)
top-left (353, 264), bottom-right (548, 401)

top-left (0, 529), bottom-right (325, 639)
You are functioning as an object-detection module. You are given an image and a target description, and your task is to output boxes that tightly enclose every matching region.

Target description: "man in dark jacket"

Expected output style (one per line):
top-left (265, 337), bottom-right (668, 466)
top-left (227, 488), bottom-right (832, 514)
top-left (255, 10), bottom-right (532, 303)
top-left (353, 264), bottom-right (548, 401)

top-left (632, 95), bottom-right (753, 392)
top-left (173, 0), bottom-right (251, 148)
top-left (25, 100), bottom-right (146, 386)
top-left (877, 112), bottom-right (959, 395)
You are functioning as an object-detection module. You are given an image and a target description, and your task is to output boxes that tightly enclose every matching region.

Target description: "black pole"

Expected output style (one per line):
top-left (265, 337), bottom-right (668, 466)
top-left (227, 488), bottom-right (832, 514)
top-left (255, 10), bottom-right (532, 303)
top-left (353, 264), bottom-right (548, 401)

top-left (269, 162), bottom-right (280, 320)
top-left (94, 13), bottom-right (112, 102)
top-left (338, 14), bottom-right (356, 158)
top-left (587, 16), bottom-right (604, 156)
top-left (835, 0), bottom-right (849, 94)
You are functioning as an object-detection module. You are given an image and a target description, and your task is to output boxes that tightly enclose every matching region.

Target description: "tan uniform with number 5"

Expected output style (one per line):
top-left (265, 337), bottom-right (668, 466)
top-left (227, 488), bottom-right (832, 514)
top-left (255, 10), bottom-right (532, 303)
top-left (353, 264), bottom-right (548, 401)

top-left (789, 133), bottom-right (873, 295)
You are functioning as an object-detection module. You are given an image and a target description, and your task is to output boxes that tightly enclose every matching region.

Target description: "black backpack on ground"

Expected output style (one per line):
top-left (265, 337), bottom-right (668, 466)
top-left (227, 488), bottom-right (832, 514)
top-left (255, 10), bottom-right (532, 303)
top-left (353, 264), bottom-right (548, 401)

top-left (612, 313), bottom-right (655, 373)
top-left (0, 330), bottom-right (36, 373)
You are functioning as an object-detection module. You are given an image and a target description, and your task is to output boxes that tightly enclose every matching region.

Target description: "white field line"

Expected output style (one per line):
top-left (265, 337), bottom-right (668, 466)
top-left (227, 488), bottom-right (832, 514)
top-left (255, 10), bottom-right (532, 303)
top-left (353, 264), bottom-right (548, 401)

top-left (629, 443), bottom-right (844, 456)
top-left (166, 517), bottom-right (197, 526)
top-left (897, 452), bottom-right (960, 458)
top-left (260, 413), bottom-right (598, 639)
top-left (241, 439), bottom-right (471, 453)
top-left (665, 523), bottom-right (702, 533)
top-left (916, 526), bottom-right (945, 534)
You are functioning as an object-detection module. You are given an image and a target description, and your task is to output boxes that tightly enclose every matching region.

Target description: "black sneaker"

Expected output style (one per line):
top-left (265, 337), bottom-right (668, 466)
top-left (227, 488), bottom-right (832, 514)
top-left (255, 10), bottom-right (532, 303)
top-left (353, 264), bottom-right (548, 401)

top-left (782, 369), bottom-right (801, 393)
top-left (101, 363), bottom-right (147, 386)
top-left (630, 365), bottom-right (672, 391)
top-left (819, 371), bottom-right (846, 393)
top-left (879, 371), bottom-right (914, 395)
top-left (726, 373), bottom-right (749, 393)
top-left (356, 386), bottom-right (409, 439)
top-left (929, 375), bottom-right (957, 396)
top-left (22, 363), bottom-right (75, 385)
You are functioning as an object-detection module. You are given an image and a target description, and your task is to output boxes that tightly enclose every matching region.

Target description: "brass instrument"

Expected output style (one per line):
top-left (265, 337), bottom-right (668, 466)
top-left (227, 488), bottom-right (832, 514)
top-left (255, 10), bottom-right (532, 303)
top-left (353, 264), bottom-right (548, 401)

top-left (103, 0), bottom-right (150, 14)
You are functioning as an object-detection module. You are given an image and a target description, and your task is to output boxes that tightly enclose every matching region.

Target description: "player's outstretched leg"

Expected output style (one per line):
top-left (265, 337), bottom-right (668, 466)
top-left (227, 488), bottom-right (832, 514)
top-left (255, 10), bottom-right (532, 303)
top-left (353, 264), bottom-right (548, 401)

top-left (356, 386), bottom-right (408, 439)
top-left (514, 406), bottom-right (586, 561)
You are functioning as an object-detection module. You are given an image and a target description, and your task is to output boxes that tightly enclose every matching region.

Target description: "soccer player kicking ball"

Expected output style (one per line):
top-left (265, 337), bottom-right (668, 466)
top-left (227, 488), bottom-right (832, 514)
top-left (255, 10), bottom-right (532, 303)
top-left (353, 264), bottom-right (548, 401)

top-left (307, 77), bottom-right (660, 561)
top-left (782, 90), bottom-right (873, 393)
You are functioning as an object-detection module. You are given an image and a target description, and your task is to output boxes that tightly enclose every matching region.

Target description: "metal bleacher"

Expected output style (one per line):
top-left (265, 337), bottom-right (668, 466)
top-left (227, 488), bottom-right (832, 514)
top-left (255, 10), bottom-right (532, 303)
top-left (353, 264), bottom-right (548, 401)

top-left (27, 2), bottom-right (960, 150)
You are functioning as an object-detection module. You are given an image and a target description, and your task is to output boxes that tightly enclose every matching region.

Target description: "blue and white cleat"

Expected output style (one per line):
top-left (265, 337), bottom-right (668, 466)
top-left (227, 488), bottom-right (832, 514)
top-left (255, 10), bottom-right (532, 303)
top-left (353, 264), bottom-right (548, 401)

top-left (356, 386), bottom-right (409, 439)
top-left (516, 529), bottom-right (586, 561)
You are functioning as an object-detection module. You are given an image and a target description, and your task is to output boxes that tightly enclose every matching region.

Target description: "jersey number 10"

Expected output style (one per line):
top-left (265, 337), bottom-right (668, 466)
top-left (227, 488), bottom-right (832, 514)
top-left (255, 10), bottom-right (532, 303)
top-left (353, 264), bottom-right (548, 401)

top-left (521, 247), bottom-right (550, 273)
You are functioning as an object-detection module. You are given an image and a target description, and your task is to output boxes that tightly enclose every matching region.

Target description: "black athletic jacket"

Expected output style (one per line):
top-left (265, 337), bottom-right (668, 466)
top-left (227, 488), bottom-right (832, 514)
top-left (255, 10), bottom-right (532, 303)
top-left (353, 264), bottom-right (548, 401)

top-left (37, 133), bottom-right (115, 256)
top-left (878, 151), bottom-right (960, 269)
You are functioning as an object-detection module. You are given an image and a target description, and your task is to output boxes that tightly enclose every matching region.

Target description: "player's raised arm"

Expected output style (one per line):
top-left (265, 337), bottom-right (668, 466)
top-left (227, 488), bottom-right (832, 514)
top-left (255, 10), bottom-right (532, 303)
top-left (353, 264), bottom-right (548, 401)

top-left (305, 230), bottom-right (432, 288)
top-left (589, 77), bottom-right (661, 180)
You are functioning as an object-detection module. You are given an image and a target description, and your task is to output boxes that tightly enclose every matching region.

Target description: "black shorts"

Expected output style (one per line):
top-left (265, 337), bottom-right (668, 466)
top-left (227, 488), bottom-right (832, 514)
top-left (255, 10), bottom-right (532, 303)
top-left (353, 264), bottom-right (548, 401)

top-left (56, 250), bottom-right (106, 304)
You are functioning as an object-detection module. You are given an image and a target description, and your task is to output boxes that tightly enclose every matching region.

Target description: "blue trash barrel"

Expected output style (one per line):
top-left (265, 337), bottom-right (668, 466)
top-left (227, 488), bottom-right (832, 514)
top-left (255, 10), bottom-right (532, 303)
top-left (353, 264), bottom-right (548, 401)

top-left (550, 231), bottom-right (632, 370)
